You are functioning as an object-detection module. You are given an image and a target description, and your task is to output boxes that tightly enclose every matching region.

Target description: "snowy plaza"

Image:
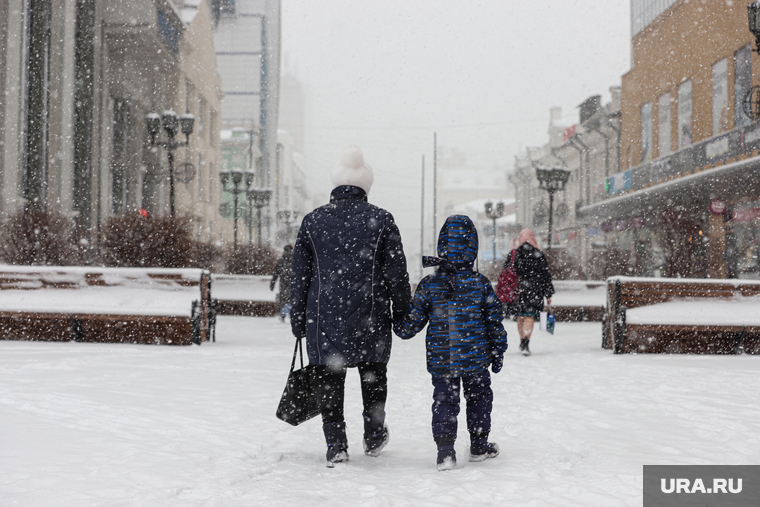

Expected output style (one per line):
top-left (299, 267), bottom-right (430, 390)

top-left (2, 316), bottom-right (759, 506)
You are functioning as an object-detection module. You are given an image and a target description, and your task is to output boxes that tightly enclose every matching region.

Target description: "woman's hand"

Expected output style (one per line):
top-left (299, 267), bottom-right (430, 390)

top-left (547, 298), bottom-right (552, 307)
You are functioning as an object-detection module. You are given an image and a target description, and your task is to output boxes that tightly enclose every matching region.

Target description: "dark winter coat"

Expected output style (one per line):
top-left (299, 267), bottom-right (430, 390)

top-left (271, 249), bottom-right (294, 310)
top-left (290, 185), bottom-right (411, 367)
top-left (394, 215), bottom-right (508, 378)
top-left (511, 242), bottom-right (554, 316)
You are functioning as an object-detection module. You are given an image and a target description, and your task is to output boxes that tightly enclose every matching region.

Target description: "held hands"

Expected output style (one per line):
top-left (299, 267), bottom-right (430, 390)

top-left (491, 354), bottom-right (503, 374)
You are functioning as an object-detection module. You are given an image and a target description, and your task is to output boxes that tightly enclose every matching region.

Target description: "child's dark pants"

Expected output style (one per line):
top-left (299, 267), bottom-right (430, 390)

top-left (431, 370), bottom-right (493, 446)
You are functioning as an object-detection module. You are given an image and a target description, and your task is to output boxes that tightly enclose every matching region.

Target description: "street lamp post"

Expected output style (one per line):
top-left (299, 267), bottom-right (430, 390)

top-left (484, 201), bottom-right (505, 263)
top-left (278, 209), bottom-right (300, 243)
top-left (749, 1), bottom-right (760, 54)
top-left (535, 166), bottom-right (571, 249)
top-left (145, 110), bottom-right (195, 217)
top-left (248, 188), bottom-right (272, 246)
top-left (219, 167), bottom-right (255, 250)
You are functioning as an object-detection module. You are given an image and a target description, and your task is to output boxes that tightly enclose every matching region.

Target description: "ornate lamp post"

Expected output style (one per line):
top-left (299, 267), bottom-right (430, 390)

top-left (278, 209), bottom-right (300, 243)
top-left (484, 201), bottom-right (505, 263)
top-left (535, 166), bottom-right (571, 249)
top-left (248, 188), bottom-right (272, 246)
top-left (145, 110), bottom-right (194, 217)
top-left (219, 167), bottom-right (255, 250)
top-left (749, 1), bottom-right (760, 54)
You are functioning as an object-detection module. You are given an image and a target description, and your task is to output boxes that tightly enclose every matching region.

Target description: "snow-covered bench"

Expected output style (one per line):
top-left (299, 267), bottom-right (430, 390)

top-left (0, 266), bottom-right (214, 345)
top-left (549, 281), bottom-right (606, 322)
top-left (211, 274), bottom-right (277, 317)
top-left (603, 276), bottom-right (760, 354)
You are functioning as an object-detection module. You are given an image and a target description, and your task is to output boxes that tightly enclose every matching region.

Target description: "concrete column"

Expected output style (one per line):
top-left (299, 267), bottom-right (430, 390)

top-left (57, 0), bottom-right (77, 213)
top-left (708, 213), bottom-right (726, 278)
top-left (1, 1), bottom-right (25, 213)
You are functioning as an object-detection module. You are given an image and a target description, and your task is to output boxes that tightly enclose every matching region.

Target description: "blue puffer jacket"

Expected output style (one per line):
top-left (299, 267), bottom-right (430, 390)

top-left (290, 185), bottom-right (411, 367)
top-left (395, 215), bottom-right (508, 378)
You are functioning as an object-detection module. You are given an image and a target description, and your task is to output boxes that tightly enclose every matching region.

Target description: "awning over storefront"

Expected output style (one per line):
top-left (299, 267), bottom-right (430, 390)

top-left (577, 155), bottom-right (760, 222)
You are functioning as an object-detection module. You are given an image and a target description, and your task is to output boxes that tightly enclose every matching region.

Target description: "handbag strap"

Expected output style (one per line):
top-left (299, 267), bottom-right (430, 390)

top-left (289, 337), bottom-right (306, 373)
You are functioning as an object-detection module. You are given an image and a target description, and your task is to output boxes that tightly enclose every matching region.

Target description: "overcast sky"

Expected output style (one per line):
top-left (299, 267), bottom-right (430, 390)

top-left (280, 0), bottom-right (631, 262)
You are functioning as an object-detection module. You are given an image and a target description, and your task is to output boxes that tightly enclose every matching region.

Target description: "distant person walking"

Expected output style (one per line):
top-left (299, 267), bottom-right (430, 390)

top-left (509, 228), bottom-right (554, 356)
top-left (290, 146), bottom-right (411, 467)
top-left (270, 245), bottom-right (294, 321)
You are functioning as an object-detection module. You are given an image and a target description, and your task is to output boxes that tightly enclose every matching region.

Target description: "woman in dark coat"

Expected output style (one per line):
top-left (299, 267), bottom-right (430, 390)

top-left (510, 228), bottom-right (554, 356)
top-left (290, 147), bottom-right (411, 466)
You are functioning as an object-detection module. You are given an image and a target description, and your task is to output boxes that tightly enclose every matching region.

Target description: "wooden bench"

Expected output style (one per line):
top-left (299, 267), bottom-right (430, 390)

top-left (211, 274), bottom-right (277, 317)
top-left (603, 276), bottom-right (760, 354)
top-left (0, 266), bottom-right (215, 345)
top-left (549, 281), bottom-right (606, 322)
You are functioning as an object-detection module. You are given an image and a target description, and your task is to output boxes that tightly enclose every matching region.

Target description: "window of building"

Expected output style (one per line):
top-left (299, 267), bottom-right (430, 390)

top-left (678, 80), bottom-right (693, 148)
top-left (209, 110), bottom-right (216, 146)
top-left (734, 45), bottom-right (752, 129)
top-left (198, 97), bottom-right (206, 136)
top-left (658, 92), bottom-right (671, 157)
top-left (712, 58), bottom-right (729, 136)
top-left (641, 102), bottom-right (653, 163)
top-left (208, 162), bottom-right (214, 203)
top-left (197, 153), bottom-right (203, 200)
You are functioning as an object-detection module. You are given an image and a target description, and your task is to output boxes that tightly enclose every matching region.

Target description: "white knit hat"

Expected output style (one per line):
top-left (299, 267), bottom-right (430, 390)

top-left (331, 146), bottom-right (374, 194)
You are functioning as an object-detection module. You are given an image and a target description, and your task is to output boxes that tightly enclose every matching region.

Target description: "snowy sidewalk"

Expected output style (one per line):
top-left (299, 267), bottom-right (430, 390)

top-left (1, 317), bottom-right (760, 506)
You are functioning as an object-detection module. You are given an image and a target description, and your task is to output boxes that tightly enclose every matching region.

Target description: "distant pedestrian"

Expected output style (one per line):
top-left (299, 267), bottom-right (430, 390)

top-left (270, 245), bottom-right (294, 321)
top-left (509, 228), bottom-right (554, 356)
top-left (395, 215), bottom-right (508, 471)
top-left (290, 146), bottom-right (411, 467)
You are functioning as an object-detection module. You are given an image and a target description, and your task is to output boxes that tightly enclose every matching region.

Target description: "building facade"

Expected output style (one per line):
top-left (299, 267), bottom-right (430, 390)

top-left (0, 0), bottom-right (223, 245)
top-left (581, 0), bottom-right (760, 279)
top-left (512, 90), bottom-right (623, 277)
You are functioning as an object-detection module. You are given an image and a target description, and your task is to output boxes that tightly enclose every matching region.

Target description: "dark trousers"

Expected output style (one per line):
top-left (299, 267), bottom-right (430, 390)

top-left (314, 362), bottom-right (387, 445)
top-left (431, 370), bottom-right (493, 446)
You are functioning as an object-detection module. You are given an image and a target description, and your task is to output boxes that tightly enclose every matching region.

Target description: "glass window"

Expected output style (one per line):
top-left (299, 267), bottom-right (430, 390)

top-left (712, 58), bottom-right (729, 135)
top-left (658, 93), bottom-right (671, 157)
top-left (641, 102), bottom-right (653, 163)
top-left (735, 45), bottom-right (752, 129)
top-left (678, 80), bottom-right (693, 148)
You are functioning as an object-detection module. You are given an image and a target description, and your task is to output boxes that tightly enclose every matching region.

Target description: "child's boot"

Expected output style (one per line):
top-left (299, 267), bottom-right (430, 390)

top-left (469, 433), bottom-right (500, 462)
top-left (435, 436), bottom-right (457, 471)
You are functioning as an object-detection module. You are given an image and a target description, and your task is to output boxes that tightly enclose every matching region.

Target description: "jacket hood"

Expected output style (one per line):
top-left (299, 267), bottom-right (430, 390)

top-left (517, 228), bottom-right (540, 250)
top-left (436, 215), bottom-right (479, 267)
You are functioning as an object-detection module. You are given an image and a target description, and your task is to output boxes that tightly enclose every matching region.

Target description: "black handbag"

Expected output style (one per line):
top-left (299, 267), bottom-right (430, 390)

top-left (276, 338), bottom-right (320, 426)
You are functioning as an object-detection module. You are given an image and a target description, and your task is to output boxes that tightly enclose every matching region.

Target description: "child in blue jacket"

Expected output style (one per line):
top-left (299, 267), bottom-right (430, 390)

top-left (395, 215), bottom-right (508, 471)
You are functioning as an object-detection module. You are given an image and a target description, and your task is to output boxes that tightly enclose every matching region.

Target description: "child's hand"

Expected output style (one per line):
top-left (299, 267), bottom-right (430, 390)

top-left (491, 355), bottom-right (503, 374)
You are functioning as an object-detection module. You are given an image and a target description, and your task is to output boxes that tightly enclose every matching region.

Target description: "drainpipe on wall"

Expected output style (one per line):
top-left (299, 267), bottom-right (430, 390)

top-left (567, 136), bottom-right (588, 206)
top-left (591, 125), bottom-right (610, 180)
top-left (606, 117), bottom-right (621, 173)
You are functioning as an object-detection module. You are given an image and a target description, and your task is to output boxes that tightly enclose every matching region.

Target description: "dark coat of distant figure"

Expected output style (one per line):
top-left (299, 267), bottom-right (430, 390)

top-left (511, 240), bottom-right (554, 317)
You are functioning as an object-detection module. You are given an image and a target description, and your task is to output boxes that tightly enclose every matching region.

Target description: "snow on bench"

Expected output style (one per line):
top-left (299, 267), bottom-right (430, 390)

top-left (549, 281), bottom-right (606, 322)
top-left (0, 266), bottom-right (214, 345)
top-left (211, 274), bottom-right (277, 317)
top-left (604, 276), bottom-right (760, 354)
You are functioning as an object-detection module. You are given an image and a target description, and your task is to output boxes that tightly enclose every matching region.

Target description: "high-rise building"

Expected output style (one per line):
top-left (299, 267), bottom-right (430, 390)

top-left (213, 0), bottom-right (280, 244)
top-left (631, 0), bottom-right (679, 36)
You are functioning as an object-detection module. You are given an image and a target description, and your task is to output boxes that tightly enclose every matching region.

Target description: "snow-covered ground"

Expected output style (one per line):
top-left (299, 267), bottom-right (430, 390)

top-left (2, 317), bottom-right (759, 506)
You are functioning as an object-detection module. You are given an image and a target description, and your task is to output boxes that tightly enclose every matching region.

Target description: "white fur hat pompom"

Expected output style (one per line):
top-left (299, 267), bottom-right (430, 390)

top-left (331, 146), bottom-right (374, 194)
